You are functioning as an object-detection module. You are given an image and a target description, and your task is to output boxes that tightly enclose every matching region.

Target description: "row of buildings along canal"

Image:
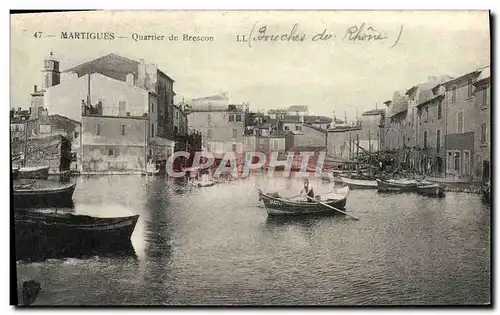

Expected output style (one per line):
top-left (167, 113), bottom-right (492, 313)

top-left (10, 52), bottom-right (491, 184)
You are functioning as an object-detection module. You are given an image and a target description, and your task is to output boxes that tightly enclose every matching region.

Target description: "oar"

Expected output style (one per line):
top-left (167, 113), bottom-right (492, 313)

top-left (306, 195), bottom-right (359, 221)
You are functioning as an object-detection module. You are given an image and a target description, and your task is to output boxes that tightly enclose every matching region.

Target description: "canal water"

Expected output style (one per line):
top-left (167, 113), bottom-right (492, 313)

top-left (15, 173), bottom-right (491, 305)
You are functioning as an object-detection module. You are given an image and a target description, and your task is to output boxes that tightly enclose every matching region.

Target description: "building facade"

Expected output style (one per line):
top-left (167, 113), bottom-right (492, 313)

top-left (473, 66), bottom-right (491, 182)
top-left (187, 105), bottom-right (246, 158)
top-left (81, 114), bottom-right (149, 173)
top-left (442, 70), bottom-right (482, 179)
top-left (416, 94), bottom-right (446, 174)
top-left (286, 125), bottom-right (327, 152)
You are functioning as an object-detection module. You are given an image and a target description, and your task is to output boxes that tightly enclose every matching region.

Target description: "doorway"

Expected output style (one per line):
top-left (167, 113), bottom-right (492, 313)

top-left (483, 160), bottom-right (490, 182)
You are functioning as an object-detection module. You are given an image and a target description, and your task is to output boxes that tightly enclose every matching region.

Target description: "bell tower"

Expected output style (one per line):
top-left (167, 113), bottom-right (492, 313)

top-left (42, 51), bottom-right (60, 88)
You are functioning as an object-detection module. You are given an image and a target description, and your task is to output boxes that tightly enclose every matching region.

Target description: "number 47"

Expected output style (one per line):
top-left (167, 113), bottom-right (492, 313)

top-left (33, 32), bottom-right (42, 38)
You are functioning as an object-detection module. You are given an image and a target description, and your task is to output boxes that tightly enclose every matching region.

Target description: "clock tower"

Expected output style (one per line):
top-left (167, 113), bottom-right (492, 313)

top-left (42, 51), bottom-right (60, 88)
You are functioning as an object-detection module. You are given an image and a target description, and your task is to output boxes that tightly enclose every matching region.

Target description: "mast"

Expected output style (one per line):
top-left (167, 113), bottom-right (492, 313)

top-left (87, 72), bottom-right (91, 107)
top-left (356, 134), bottom-right (360, 171)
top-left (348, 132), bottom-right (352, 160)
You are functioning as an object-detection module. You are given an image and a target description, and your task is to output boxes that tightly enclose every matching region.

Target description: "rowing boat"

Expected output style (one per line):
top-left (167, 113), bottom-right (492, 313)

top-left (415, 183), bottom-right (445, 197)
top-left (17, 166), bottom-right (50, 179)
top-left (258, 186), bottom-right (350, 216)
top-left (376, 179), bottom-right (419, 193)
top-left (13, 182), bottom-right (77, 208)
top-left (340, 176), bottom-right (377, 189)
top-left (14, 210), bottom-right (139, 261)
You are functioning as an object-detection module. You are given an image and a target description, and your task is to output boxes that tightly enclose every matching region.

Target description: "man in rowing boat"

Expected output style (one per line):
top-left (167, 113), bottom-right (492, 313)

top-left (301, 179), bottom-right (315, 202)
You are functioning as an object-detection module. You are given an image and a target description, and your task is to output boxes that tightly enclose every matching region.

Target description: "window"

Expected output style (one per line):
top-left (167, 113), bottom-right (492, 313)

top-left (466, 79), bottom-right (473, 98)
top-left (151, 103), bottom-right (155, 113)
top-left (437, 103), bottom-right (442, 119)
top-left (207, 114), bottom-right (212, 124)
top-left (229, 114), bottom-right (235, 122)
top-left (232, 144), bottom-right (237, 152)
top-left (457, 111), bottom-right (464, 133)
top-left (454, 151), bottom-right (460, 172)
top-left (451, 86), bottom-right (457, 102)
top-left (151, 123), bottom-right (155, 138)
top-left (482, 88), bottom-right (488, 108)
top-left (284, 126), bottom-right (289, 131)
top-left (176, 112), bottom-right (179, 119)
top-left (232, 129), bottom-right (237, 138)
top-left (295, 125), bottom-right (302, 131)
top-left (423, 131), bottom-right (428, 148)
top-left (236, 114), bottom-right (242, 122)
top-left (273, 139), bottom-right (279, 150)
top-left (207, 129), bottom-right (212, 139)
top-left (119, 101), bottom-right (126, 115)
top-left (121, 125), bottom-right (126, 135)
top-left (74, 131), bottom-right (79, 139)
top-left (480, 124), bottom-right (487, 144)
top-left (463, 150), bottom-right (470, 175)
top-left (108, 148), bottom-right (115, 156)
top-left (40, 125), bottom-right (51, 133)
top-left (446, 151), bottom-right (452, 173)
top-left (96, 124), bottom-right (101, 136)
top-left (436, 130), bottom-right (441, 153)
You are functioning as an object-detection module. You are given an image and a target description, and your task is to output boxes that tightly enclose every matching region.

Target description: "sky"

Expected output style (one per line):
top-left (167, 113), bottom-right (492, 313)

top-left (10, 11), bottom-right (490, 120)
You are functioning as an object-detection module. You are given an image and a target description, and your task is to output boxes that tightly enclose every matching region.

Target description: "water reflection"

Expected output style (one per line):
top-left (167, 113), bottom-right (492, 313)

top-left (14, 174), bottom-right (491, 305)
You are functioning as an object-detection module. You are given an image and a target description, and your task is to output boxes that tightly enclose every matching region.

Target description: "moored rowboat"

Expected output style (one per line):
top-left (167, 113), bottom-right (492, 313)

top-left (18, 166), bottom-right (50, 179)
top-left (258, 186), bottom-right (350, 216)
top-left (340, 176), bottom-right (377, 189)
top-left (415, 183), bottom-right (445, 197)
top-left (14, 210), bottom-right (139, 260)
top-left (13, 182), bottom-right (77, 208)
top-left (376, 179), bottom-right (419, 193)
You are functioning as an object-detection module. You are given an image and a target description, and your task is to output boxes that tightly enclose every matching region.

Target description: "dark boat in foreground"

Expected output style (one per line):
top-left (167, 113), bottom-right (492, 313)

top-left (415, 183), bottom-right (445, 198)
top-left (258, 186), bottom-right (349, 216)
top-left (13, 182), bottom-right (77, 208)
top-left (376, 179), bottom-right (419, 193)
top-left (12, 167), bottom-right (19, 180)
top-left (14, 210), bottom-right (139, 261)
top-left (17, 166), bottom-right (50, 179)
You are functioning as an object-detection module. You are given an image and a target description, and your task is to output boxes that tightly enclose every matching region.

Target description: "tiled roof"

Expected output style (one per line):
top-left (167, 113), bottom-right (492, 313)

top-left (288, 105), bottom-right (308, 112)
top-left (64, 53), bottom-right (174, 83)
top-left (416, 94), bottom-right (445, 108)
top-left (390, 91), bottom-right (409, 117)
top-left (193, 95), bottom-right (228, 101)
top-left (362, 109), bottom-right (385, 116)
top-left (476, 66), bottom-right (491, 83)
top-left (304, 115), bottom-right (332, 124)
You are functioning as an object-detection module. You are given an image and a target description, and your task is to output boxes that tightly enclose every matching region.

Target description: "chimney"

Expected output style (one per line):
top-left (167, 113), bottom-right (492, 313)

top-left (18, 107), bottom-right (21, 112)
top-left (126, 73), bottom-right (134, 86)
top-left (34, 85), bottom-right (37, 93)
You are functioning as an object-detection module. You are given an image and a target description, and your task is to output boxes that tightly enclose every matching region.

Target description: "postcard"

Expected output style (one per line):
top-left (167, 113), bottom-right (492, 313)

top-left (10, 10), bottom-right (491, 306)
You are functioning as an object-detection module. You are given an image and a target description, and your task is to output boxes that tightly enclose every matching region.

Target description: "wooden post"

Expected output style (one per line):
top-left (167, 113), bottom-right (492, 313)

top-left (368, 130), bottom-right (371, 153)
top-left (23, 120), bottom-right (28, 167)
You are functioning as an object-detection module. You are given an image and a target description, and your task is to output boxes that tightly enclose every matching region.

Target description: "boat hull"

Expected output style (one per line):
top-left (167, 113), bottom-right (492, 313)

top-left (259, 191), bottom-right (348, 216)
top-left (18, 166), bottom-right (50, 179)
top-left (377, 179), bottom-right (418, 193)
top-left (340, 177), bottom-right (377, 189)
top-left (13, 182), bottom-right (77, 208)
top-left (12, 168), bottom-right (19, 180)
top-left (14, 210), bottom-right (139, 261)
top-left (416, 184), bottom-right (445, 197)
